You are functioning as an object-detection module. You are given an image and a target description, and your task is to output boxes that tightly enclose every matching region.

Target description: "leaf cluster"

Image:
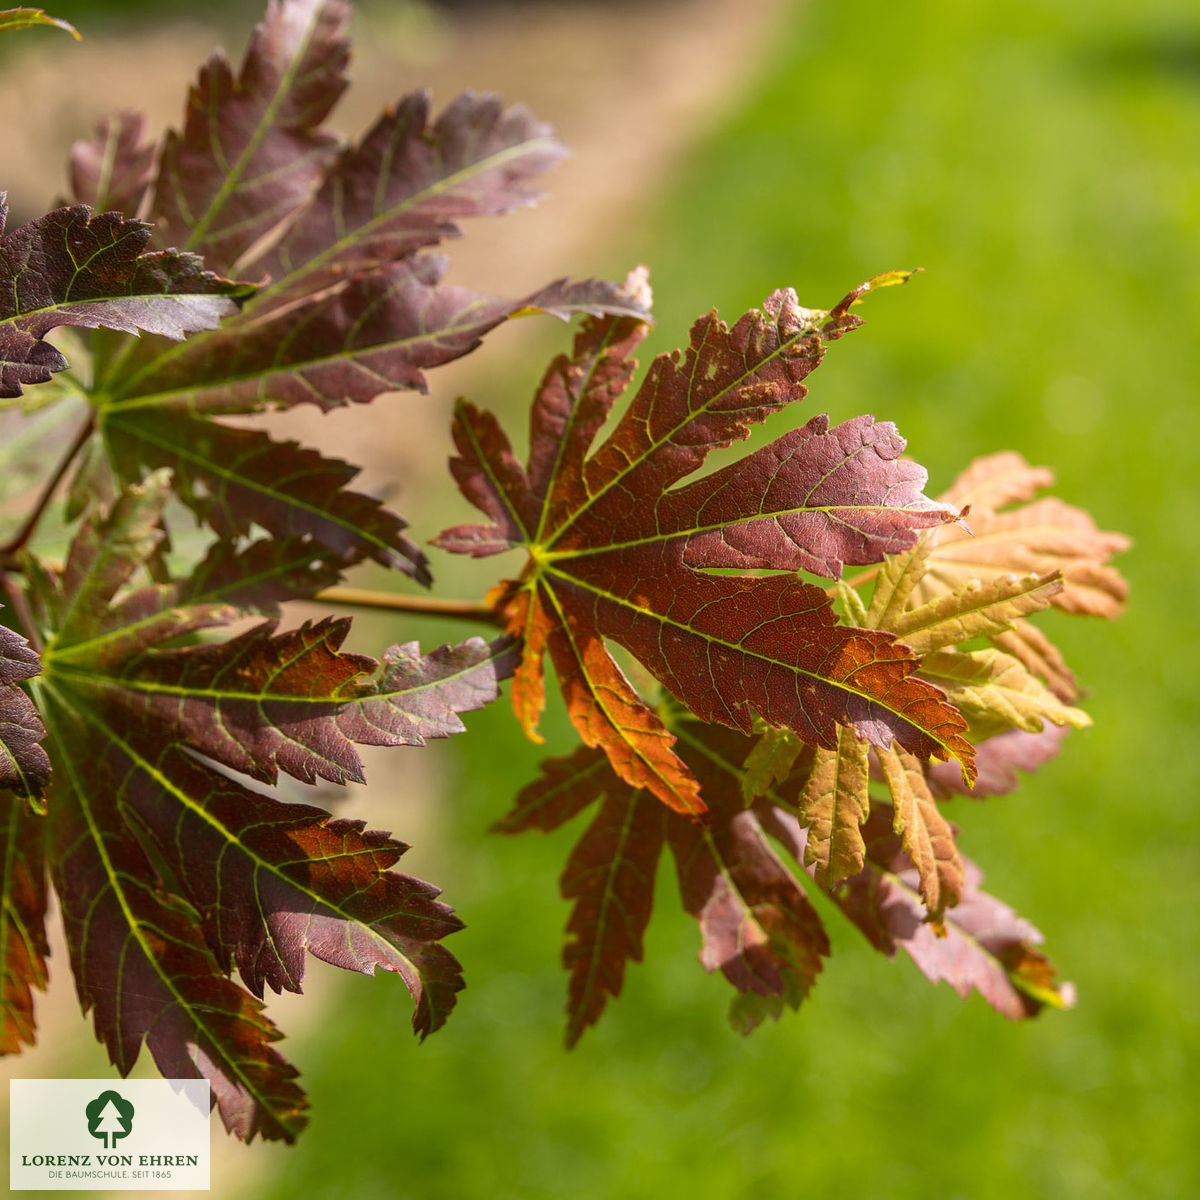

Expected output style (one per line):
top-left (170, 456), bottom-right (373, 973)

top-left (451, 295), bottom-right (1127, 1042)
top-left (0, 0), bottom-right (638, 1140)
top-left (0, 0), bottom-right (1128, 1143)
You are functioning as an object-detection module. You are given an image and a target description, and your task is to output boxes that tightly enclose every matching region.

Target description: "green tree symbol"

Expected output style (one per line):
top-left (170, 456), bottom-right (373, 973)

top-left (85, 1090), bottom-right (135, 1150)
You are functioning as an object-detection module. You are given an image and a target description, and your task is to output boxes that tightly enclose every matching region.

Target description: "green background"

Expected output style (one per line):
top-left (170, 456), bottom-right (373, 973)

top-left (8, 0), bottom-right (1199, 1196)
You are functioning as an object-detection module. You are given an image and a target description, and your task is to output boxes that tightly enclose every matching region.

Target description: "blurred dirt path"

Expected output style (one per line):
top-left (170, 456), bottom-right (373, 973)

top-left (0, 0), bottom-right (785, 1190)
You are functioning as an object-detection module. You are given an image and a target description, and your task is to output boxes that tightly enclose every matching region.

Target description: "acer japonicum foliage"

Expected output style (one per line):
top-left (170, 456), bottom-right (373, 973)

top-left (0, 0), bottom-right (1129, 1146)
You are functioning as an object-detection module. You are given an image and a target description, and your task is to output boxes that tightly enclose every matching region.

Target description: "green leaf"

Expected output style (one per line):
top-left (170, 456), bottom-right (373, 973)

top-left (796, 726), bottom-right (870, 888)
top-left (876, 743), bottom-right (963, 916)
top-left (0, 8), bottom-right (78, 38)
top-left (887, 570), bottom-right (1063, 655)
top-left (917, 647), bottom-right (1091, 741)
top-left (739, 722), bottom-right (808, 802)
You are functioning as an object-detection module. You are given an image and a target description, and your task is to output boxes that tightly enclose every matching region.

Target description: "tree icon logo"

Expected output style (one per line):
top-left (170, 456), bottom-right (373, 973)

top-left (85, 1090), bottom-right (135, 1149)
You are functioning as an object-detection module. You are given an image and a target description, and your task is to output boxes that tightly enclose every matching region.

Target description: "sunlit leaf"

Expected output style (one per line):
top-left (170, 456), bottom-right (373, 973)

top-left (917, 451), bottom-right (1130, 618)
top-left (438, 276), bottom-right (972, 815)
top-left (0, 8), bottom-right (78, 39)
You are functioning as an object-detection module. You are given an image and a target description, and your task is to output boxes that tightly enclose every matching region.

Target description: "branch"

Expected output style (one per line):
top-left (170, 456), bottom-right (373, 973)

top-left (0, 569), bottom-right (41, 652)
top-left (0, 414), bottom-right (95, 556)
top-left (314, 586), bottom-right (502, 626)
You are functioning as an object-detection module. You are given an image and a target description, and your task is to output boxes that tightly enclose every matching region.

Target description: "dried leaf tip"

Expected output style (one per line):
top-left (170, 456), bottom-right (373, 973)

top-left (622, 264), bottom-right (654, 315)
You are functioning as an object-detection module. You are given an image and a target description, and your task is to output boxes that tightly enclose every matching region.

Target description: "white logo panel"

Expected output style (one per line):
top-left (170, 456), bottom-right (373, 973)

top-left (10, 1078), bottom-right (210, 1191)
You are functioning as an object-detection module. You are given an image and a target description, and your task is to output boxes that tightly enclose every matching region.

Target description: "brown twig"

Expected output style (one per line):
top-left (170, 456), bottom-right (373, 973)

top-left (313, 586), bottom-right (502, 626)
top-left (0, 414), bottom-right (95, 556)
top-left (0, 568), bottom-right (42, 652)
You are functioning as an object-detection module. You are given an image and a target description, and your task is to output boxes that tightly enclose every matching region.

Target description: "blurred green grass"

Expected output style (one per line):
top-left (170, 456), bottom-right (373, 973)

top-left (251, 2), bottom-right (1199, 1197)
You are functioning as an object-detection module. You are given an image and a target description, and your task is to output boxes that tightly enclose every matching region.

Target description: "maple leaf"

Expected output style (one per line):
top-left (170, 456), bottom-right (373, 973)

top-left (795, 725), bottom-right (873, 889)
top-left (437, 275), bottom-right (974, 816)
top-left (104, 264), bottom-right (643, 417)
top-left (0, 618), bottom-right (49, 798)
top-left (111, 0), bottom-right (568, 296)
top-left (770, 804), bottom-right (1075, 1018)
top-left (895, 454), bottom-right (1125, 705)
top-left (145, 0), bottom-right (352, 275)
top-left (68, 113), bottom-right (157, 216)
top-left (915, 451), bottom-right (1130, 620)
top-left (556, 769), bottom-right (665, 1048)
top-left (858, 527), bottom-right (1089, 720)
top-left (49, 0), bottom-right (641, 582)
top-left (499, 703), bottom-right (1070, 1041)
top-left (124, 0), bottom-right (559, 288)
top-left (752, 735), bottom-right (1072, 1022)
top-left (916, 646), bottom-right (1091, 742)
top-left (16, 472), bottom-right (514, 1140)
top-left (65, 4), bottom-right (565, 287)
top-left (863, 541), bottom-right (1092, 751)
top-left (741, 448), bottom-right (1129, 911)
top-left (0, 197), bottom-right (248, 399)
top-left (254, 88), bottom-right (567, 295)
top-left (492, 744), bottom-right (663, 1045)
top-left (496, 717), bottom-right (830, 1044)
top-left (100, 413), bottom-right (432, 579)
top-left (668, 720), bottom-right (830, 1031)
top-left (739, 522), bottom-right (1093, 913)
top-left (926, 724), bottom-right (1069, 799)
top-left (0, 792), bottom-right (48, 1053)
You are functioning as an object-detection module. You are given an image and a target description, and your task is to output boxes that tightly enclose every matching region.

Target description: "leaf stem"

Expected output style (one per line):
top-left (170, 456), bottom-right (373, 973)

top-left (0, 414), bottom-right (96, 556)
top-left (314, 586), bottom-right (502, 626)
